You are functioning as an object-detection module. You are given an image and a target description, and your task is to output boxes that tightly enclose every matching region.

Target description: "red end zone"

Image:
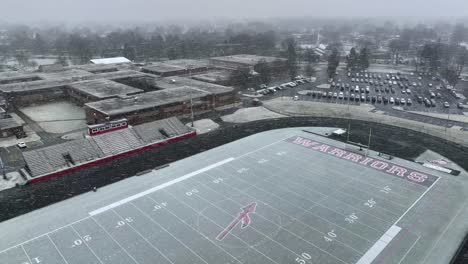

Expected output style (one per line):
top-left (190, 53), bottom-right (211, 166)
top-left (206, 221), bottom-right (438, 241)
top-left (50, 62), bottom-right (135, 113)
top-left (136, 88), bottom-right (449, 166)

top-left (287, 136), bottom-right (439, 188)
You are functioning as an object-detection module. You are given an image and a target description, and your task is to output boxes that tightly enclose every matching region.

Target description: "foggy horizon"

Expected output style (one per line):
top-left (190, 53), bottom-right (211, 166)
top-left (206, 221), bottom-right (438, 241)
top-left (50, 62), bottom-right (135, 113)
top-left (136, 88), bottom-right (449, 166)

top-left (1, 0), bottom-right (468, 24)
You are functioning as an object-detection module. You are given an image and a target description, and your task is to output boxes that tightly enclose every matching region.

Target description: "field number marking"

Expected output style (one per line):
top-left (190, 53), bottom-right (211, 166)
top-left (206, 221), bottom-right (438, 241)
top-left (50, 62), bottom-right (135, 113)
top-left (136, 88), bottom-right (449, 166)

top-left (186, 189), bottom-right (199, 196)
top-left (257, 159), bottom-right (269, 164)
top-left (364, 198), bottom-right (376, 208)
top-left (380, 186), bottom-right (391, 194)
top-left (276, 151), bottom-right (287, 156)
top-left (153, 202), bottom-right (167, 211)
top-left (324, 230), bottom-right (337, 242)
top-left (345, 213), bottom-right (358, 224)
top-left (237, 168), bottom-right (249, 173)
top-left (212, 178), bottom-right (225, 184)
top-left (295, 252), bottom-right (312, 264)
top-left (115, 217), bottom-right (134, 228)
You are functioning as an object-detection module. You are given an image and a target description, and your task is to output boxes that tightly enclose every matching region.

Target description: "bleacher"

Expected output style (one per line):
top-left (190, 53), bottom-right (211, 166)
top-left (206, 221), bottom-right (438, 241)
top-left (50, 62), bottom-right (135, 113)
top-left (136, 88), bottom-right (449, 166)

top-left (23, 117), bottom-right (194, 178)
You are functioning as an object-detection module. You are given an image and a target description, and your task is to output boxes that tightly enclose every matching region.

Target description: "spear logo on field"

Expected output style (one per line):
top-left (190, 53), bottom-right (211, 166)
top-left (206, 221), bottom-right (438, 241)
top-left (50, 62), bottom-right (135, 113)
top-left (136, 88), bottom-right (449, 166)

top-left (216, 202), bottom-right (257, 241)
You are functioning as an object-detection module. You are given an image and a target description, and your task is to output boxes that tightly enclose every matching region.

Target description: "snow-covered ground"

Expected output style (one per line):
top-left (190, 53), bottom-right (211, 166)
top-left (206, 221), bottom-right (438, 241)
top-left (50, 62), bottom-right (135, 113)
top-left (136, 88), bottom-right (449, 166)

top-left (221, 107), bottom-right (286, 123)
top-left (19, 101), bottom-right (87, 134)
top-left (0, 171), bottom-right (26, 192)
top-left (185, 119), bottom-right (219, 134)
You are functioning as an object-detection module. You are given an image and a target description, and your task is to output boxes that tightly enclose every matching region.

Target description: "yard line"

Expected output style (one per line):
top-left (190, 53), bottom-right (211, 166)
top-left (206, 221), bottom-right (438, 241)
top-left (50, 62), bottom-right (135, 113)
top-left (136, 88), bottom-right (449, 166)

top-left (151, 192), bottom-right (279, 264)
top-left (110, 209), bottom-right (175, 264)
top-left (174, 185), bottom-right (351, 264)
top-left (234, 135), bottom-right (293, 159)
top-left (199, 177), bottom-right (366, 255)
top-left (251, 144), bottom-right (423, 201)
top-left (20, 245), bottom-right (32, 264)
top-left (420, 197), bottom-right (468, 264)
top-left (393, 176), bottom-right (441, 225)
top-left (89, 157), bottom-right (234, 216)
top-left (161, 189), bottom-right (326, 264)
top-left (70, 225), bottom-right (104, 264)
top-left (0, 216), bottom-right (90, 255)
top-left (145, 195), bottom-right (245, 264)
top-left (356, 225), bottom-right (402, 264)
top-left (47, 234), bottom-right (69, 264)
top-left (130, 202), bottom-right (210, 264)
top-left (223, 157), bottom-right (395, 226)
top-left (397, 236), bottom-right (421, 264)
top-left (90, 217), bottom-right (140, 264)
top-left (265, 142), bottom-right (427, 196)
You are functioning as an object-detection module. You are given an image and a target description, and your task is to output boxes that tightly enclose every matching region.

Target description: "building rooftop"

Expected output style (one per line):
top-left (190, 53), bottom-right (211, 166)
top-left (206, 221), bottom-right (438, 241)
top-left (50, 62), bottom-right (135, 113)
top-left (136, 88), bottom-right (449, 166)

top-left (192, 70), bottom-right (232, 83)
top-left (155, 76), bottom-right (233, 94)
top-left (210, 54), bottom-right (287, 66)
top-left (0, 117), bottom-right (21, 130)
top-left (142, 59), bottom-right (210, 75)
top-left (68, 79), bottom-right (143, 100)
top-left (0, 70), bottom-right (149, 94)
top-left (85, 86), bottom-right (210, 116)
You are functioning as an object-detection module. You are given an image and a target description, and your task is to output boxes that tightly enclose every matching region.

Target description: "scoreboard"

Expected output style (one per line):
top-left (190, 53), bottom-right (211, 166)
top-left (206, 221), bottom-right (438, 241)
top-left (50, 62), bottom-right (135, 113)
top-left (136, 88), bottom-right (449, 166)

top-left (88, 119), bottom-right (129, 136)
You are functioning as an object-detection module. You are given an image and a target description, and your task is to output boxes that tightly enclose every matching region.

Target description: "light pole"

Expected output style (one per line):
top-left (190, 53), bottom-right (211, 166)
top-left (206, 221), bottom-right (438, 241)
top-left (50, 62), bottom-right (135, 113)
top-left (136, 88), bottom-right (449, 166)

top-left (187, 64), bottom-right (194, 127)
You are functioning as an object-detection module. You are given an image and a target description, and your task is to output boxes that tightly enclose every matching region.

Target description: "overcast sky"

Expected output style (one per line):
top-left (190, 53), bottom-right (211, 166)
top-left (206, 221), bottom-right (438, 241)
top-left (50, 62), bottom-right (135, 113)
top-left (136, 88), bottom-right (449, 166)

top-left (1, 0), bottom-right (467, 23)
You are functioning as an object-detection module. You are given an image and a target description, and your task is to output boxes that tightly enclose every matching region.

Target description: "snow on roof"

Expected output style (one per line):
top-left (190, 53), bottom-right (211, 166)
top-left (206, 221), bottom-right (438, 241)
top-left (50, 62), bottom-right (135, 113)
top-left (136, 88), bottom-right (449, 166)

top-left (90, 57), bottom-right (131, 65)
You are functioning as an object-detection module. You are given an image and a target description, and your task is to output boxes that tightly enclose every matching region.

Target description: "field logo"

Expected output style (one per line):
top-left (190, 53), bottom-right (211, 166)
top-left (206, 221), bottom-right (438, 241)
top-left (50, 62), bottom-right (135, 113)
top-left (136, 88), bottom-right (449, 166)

top-left (288, 136), bottom-right (439, 187)
top-left (216, 202), bottom-right (257, 241)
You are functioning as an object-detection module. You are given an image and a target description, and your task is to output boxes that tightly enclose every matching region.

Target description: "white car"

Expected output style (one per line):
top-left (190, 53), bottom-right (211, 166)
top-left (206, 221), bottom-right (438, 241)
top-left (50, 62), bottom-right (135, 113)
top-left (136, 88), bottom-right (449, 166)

top-left (338, 92), bottom-right (344, 99)
top-left (400, 98), bottom-right (406, 104)
top-left (17, 142), bottom-right (27, 149)
top-left (333, 92), bottom-right (338, 98)
top-left (390, 97), bottom-right (395, 104)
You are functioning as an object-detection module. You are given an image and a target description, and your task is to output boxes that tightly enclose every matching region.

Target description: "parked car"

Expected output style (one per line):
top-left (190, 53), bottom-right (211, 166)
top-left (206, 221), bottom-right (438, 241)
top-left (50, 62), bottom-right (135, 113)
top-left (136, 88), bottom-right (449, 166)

top-left (390, 97), bottom-right (395, 104)
top-left (17, 142), bottom-right (27, 149)
top-left (444, 102), bottom-right (450, 108)
top-left (407, 99), bottom-right (412, 105)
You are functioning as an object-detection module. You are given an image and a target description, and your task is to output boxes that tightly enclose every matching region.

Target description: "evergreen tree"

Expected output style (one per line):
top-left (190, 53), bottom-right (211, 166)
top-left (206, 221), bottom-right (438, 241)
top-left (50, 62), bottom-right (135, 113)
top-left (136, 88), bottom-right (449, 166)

top-left (327, 48), bottom-right (340, 79)
top-left (359, 47), bottom-right (370, 69)
top-left (347, 47), bottom-right (359, 70)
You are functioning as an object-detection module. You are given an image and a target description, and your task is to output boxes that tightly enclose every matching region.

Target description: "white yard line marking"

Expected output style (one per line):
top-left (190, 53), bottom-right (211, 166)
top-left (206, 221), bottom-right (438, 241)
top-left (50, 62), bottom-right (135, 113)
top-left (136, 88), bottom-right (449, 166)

top-left (145, 196), bottom-right (244, 264)
top-left (70, 225), bottom-right (104, 264)
top-left (397, 235), bottom-right (420, 264)
top-left (90, 217), bottom-right (140, 264)
top-left (226, 156), bottom-right (394, 226)
top-left (420, 197), bottom-right (468, 264)
top-left (234, 135), bottom-right (292, 159)
top-left (110, 209), bottom-right (175, 264)
top-left (356, 225), bottom-right (402, 264)
top-left (89, 158), bottom-right (234, 216)
top-left (356, 176), bottom-right (441, 264)
top-left (199, 177), bottom-right (366, 255)
top-left (0, 217), bottom-right (90, 254)
top-left (393, 176), bottom-right (441, 225)
top-left (47, 234), bottom-right (69, 264)
top-left (20, 245), bottom-right (32, 264)
top-left (130, 202), bottom-right (210, 264)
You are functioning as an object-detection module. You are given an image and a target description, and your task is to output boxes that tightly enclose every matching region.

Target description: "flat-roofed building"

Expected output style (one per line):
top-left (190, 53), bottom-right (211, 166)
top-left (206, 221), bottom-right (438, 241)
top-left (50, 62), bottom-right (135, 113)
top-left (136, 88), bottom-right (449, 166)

top-left (67, 79), bottom-right (143, 103)
top-left (84, 83), bottom-right (235, 125)
top-left (142, 59), bottom-right (211, 77)
top-left (209, 54), bottom-right (288, 71)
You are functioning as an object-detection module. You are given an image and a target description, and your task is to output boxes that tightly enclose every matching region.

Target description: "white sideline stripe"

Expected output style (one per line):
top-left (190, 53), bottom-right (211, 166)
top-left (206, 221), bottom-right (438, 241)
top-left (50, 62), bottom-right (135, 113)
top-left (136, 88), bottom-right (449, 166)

top-left (356, 225), bottom-right (402, 264)
top-left (89, 158), bottom-right (235, 216)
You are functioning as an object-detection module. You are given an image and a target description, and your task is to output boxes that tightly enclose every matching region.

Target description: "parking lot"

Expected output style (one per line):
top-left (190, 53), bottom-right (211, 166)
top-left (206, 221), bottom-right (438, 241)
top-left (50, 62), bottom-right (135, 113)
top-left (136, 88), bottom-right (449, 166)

top-left (251, 67), bottom-right (467, 118)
